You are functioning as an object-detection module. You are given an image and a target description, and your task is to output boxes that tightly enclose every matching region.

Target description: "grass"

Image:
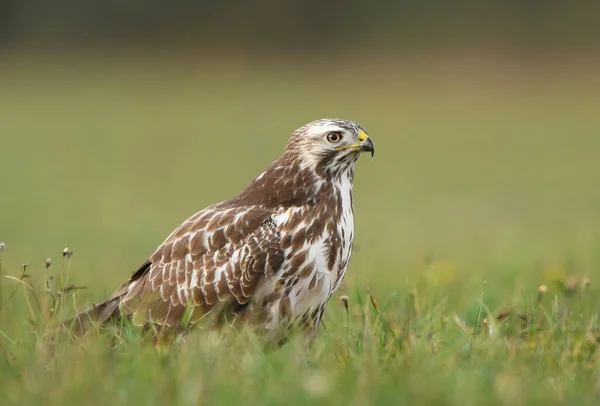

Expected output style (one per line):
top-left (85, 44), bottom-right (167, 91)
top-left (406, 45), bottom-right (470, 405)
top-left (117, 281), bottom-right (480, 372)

top-left (1, 52), bottom-right (600, 405)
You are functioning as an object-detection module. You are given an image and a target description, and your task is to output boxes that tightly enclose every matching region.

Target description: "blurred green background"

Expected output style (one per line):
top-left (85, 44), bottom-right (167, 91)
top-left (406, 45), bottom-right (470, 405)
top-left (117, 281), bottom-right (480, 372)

top-left (2, 0), bottom-right (600, 52)
top-left (1, 1), bottom-right (599, 305)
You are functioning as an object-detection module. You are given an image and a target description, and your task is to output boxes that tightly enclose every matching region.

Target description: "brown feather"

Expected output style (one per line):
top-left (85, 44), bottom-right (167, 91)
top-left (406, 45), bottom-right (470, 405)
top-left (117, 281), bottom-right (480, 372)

top-left (66, 118), bottom-right (372, 346)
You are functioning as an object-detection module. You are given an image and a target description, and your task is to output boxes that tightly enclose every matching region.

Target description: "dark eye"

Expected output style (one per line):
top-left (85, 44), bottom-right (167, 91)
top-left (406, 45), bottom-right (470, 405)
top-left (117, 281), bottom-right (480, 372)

top-left (327, 132), bottom-right (342, 143)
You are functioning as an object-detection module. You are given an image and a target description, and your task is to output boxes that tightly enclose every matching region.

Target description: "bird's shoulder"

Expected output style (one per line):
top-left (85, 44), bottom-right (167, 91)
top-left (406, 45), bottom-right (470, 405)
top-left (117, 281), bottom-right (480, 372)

top-left (150, 202), bottom-right (277, 265)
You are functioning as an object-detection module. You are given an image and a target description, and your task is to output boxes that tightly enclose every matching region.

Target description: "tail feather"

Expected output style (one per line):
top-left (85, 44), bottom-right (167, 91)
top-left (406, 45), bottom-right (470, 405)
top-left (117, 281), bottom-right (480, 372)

top-left (66, 296), bottom-right (123, 334)
top-left (65, 259), bottom-right (152, 335)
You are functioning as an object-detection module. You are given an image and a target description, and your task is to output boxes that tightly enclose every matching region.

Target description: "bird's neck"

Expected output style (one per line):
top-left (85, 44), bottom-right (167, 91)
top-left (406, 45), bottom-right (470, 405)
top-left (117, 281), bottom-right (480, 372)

top-left (232, 157), bottom-right (355, 210)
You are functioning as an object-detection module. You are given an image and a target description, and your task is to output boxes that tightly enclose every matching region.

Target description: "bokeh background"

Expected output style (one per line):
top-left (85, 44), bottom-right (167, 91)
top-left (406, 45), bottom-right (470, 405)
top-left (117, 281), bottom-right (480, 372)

top-left (1, 1), bottom-right (599, 307)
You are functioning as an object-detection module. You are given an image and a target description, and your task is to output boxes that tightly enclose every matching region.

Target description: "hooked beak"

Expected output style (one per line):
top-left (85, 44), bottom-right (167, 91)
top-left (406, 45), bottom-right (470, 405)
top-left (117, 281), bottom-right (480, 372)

top-left (360, 137), bottom-right (375, 157)
top-left (358, 130), bottom-right (374, 157)
top-left (335, 130), bottom-right (375, 157)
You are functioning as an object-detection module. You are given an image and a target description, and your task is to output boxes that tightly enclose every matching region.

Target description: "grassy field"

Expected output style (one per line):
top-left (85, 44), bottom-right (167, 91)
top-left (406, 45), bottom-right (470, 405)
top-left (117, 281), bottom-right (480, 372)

top-left (1, 53), bottom-right (600, 405)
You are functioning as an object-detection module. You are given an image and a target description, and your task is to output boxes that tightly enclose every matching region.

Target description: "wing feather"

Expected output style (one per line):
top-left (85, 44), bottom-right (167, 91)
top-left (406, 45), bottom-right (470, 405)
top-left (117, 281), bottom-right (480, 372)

top-left (121, 205), bottom-right (284, 327)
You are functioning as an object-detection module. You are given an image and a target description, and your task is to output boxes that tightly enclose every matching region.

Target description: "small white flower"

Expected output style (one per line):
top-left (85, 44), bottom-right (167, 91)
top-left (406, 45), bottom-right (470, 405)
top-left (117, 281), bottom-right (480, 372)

top-left (62, 247), bottom-right (73, 258)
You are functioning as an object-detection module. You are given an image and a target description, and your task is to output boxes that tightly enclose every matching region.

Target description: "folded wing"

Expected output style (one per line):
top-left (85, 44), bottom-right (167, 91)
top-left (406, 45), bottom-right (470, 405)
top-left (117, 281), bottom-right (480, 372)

top-left (110, 205), bottom-right (284, 327)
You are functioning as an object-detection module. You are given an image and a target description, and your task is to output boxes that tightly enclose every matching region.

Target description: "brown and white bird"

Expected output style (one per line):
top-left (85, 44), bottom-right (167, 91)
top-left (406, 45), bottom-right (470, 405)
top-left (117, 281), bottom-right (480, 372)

top-left (72, 118), bottom-right (374, 344)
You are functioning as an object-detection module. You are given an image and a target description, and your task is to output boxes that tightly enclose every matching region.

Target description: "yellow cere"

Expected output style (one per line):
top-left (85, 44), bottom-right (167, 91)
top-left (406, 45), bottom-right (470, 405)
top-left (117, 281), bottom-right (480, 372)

top-left (358, 130), bottom-right (369, 143)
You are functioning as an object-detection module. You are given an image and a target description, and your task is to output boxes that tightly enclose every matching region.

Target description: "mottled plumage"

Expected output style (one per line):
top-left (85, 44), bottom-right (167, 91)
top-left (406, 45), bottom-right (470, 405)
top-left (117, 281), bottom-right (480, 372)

top-left (72, 118), bottom-right (374, 343)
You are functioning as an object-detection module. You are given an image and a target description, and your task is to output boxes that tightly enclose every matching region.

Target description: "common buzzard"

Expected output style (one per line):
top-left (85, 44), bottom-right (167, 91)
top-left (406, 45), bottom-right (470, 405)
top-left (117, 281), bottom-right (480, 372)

top-left (72, 118), bottom-right (374, 344)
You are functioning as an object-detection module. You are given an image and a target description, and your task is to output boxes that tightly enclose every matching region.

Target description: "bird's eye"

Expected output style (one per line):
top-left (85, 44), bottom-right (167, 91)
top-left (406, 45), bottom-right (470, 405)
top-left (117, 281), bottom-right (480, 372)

top-left (327, 132), bottom-right (342, 143)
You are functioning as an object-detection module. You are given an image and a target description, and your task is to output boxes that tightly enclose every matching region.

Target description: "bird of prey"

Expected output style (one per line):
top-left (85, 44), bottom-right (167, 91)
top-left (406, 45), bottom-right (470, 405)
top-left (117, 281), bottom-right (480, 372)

top-left (71, 118), bottom-right (374, 344)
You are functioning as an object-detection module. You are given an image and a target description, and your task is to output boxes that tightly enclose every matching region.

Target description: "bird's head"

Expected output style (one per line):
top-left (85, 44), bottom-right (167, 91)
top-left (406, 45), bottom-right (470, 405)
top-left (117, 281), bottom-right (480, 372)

top-left (238, 118), bottom-right (373, 207)
top-left (286, 118), bottom-right (374, 177)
